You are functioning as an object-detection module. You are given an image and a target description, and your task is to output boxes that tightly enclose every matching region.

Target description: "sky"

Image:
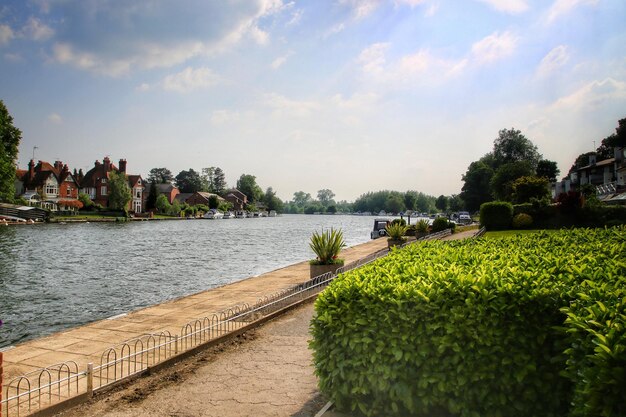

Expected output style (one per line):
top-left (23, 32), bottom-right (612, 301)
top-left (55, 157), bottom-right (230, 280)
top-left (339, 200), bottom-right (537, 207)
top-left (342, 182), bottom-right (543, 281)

top-left (1, 0), bottom-right (625, 202)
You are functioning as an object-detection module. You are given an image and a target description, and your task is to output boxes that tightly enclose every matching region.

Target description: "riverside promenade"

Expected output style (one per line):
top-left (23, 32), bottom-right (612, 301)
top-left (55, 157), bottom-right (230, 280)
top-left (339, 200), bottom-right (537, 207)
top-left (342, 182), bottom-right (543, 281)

top-left (2, 237), bottom-right (389, 388)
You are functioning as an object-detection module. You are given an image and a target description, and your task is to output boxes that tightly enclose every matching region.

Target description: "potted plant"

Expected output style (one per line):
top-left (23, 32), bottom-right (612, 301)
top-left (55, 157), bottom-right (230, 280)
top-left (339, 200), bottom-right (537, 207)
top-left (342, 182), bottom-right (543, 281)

top-left (415, 219), bottom-right (430, 239)
top-left (386, 222), bottom-right (408, 249)
top-left (309, 228), bottom-right (347, 278)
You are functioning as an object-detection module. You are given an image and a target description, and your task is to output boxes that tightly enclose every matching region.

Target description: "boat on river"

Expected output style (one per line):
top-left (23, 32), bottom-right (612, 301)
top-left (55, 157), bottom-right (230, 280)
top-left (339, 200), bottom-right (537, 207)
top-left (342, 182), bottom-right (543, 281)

top-left (223, 211), bottom-right (234, 219)
top-left (203, 209), bottom-right (224, 219)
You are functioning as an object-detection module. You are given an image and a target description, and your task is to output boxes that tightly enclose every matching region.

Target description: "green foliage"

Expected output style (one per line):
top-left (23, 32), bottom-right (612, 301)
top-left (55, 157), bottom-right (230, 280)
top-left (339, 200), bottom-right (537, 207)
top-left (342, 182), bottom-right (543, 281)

top-left (431, 217), bottom-right (449, 232)
top-left (536, 159), bottom-right (560, 182)
top-left (0, 100), bottom-right (22, 202)
top-left (146, 180), bottom-right (158, 210)
top-left (511, 176), bottom-right (550, 204)
top-left (208, 194), bottom-right (219, 209)
top-left (309, 228), bottom-right (346, 265)
top-left (479, 201), bottom-right (513, 230)
top-left (317, 189), bottom-right (336, 207)
top-left (490, 161), bottom-right (534, 201)
top-left (155, 194), bottom-right (171, 213)
top-left (237, 174), bottom-right (263, 203)
top-left (353, 190), bottom-right (436, 214)
top-left (512, 213), bottom-right (533, 229)
top-left (385, 222), bottom-right (408, 239)
top-left (311, 227), bottom-right (626, 417)
top-left (147, 167), bottom-right (173, 184)
top-left (78, 192), bottom-right (94, 210)
top-left (492, 128), bottom-right (542, 169)
top-left (435, 195), bottom-right (448, 212)
top-left (175, 168), bottom-right (203, 193)
top-left (391, 218), bottom-right (407, 227)
top-left (107, 171), bottom-right (132, 212)
top-left (416, 219), bottom-right (430, 233)
top-left (460, 159), bottom-right (494, 212)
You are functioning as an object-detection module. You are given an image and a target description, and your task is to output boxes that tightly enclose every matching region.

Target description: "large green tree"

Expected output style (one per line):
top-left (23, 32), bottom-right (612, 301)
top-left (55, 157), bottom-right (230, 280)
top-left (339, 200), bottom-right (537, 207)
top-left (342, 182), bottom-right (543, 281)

top-left (490, 161), bottom-right (535, 201)
top-left (492, 128), bottom-right (542, 169)
top-left (236, 174), bottom-right (263, 203)
top-left (511, 176), bottom-right (550, 204)
top-left (460, 160), bottom-right (494, 212)
top-left (317, 189), bottom-right (336, 207)
top-left (213, 167), bottom-right (227, 195)
top-left (0, 100), bottom-right (22, 202)
top-left (108, 171), bottom-right (132, 211)
top-left (292, 191), bottom-right (313, 208)
top-left (146, 179), bottom-right (158, 211)
top-left (263, 187), bottom-right (284, 213)
top-left (435, 195), bottom-right (448, 212)
top-left (147, 167), bottom-right (173, 184)
top-left (175, 169), bottom-right (203, 193)
top-left (536, 160), bottom-right (560, 182)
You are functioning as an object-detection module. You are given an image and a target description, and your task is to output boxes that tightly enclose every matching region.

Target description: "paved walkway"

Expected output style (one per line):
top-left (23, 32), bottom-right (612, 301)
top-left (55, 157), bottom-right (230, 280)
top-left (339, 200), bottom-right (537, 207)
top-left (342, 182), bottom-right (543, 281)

top-left (2, 237), bottom-right (388, 382)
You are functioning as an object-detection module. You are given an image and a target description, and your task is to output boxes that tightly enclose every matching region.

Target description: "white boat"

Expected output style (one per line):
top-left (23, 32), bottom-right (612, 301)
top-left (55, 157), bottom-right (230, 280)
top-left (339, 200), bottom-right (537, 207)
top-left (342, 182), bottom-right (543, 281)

top-left (268, 210), bottom-right (277, 217)
top-left (203, 209), bottom-right (224, 219)
top-left (259, 211), bottom-right (268, 217)
top-left (223, 211), bottom-right (234, 219)
top-left (235, 210), bottom-right (247, 219)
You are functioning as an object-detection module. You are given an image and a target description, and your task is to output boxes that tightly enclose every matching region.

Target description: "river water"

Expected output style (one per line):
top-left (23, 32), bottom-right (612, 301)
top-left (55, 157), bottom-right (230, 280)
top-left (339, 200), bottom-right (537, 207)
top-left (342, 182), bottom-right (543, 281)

top-left (0, 214), bottom-right (391, 348)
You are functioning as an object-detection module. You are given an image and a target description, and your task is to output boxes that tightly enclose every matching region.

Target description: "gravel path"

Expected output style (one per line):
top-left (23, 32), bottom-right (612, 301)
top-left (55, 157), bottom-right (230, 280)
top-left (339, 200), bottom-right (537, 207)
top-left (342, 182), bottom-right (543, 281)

top-left (56, 301), bottom-right (324, 417)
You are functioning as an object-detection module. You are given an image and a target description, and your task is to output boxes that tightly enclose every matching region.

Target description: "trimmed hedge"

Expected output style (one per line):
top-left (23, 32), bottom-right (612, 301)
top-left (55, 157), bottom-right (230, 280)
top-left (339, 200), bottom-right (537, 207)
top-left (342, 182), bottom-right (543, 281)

top-left (479, 201), bottom-right (513, 230)
top-left (310, 227), bottom-right (626, 417)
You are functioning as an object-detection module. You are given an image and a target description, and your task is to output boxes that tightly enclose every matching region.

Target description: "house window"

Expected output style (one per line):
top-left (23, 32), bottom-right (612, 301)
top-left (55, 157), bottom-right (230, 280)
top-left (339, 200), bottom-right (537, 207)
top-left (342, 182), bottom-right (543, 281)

top-left (101, 186), bottom-right (107, 196)
top-left (101, 178), bottom-right (107, 183)
top-left (45, 184), bottom-right (58, 195)
top-left (133, 200), bottom-right (142, 213)
top-left (135, 189), bottom-right (141, 198)
top-left (67, 186), bottom-right (72, 196)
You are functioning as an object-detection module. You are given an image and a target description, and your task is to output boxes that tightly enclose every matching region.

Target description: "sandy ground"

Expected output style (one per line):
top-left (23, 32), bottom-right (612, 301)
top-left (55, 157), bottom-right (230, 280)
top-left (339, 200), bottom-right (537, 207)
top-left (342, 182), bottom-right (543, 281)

top-left (56, 301), bottom-right (325, 417)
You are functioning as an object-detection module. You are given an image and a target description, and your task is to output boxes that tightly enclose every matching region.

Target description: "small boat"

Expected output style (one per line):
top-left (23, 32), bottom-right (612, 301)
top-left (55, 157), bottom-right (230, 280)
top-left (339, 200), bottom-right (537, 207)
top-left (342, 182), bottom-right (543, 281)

top-left (223, 211), bottom-right (234, 219)
top-left (235, 210), bottom-right (247, 219)
top-left (268, 210), bottom-right (277, 217)
top-left (203, 209), bottom-right (224, 219)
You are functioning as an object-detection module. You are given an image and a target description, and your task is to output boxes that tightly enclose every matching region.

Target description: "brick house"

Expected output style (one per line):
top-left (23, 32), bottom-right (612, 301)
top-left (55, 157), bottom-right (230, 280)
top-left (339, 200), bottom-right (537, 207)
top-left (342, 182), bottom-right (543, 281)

top-left (224, 189), bottom-right (248, 211)
top-left (16, 160), bottom-right (80, 210)
top-left (80, 157), bottom-right (144, 213)
top-left (143, 183), bottom-right (180, 208)
top-left (185, 191), bottom-right (225, 207)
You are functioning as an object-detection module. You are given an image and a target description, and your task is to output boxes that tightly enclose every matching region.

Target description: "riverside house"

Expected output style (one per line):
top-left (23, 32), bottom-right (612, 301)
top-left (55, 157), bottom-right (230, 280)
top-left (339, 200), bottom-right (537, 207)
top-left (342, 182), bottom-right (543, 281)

top-left (16, 160), bottom-right (80, 210)
top-left (224, 189), bottom-right (247, 211)
top-left (79, 157), bottom-right (145, 213)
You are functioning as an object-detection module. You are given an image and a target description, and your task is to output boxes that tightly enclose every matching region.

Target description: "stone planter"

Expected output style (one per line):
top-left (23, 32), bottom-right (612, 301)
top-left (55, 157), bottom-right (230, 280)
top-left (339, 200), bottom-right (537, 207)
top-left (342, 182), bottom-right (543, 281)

top-left (310, 263), bottom-right (343, 279)
top-left (387, 238), bottom-right (407, 249)
top-left (415, 231), bottom-right (428, 239)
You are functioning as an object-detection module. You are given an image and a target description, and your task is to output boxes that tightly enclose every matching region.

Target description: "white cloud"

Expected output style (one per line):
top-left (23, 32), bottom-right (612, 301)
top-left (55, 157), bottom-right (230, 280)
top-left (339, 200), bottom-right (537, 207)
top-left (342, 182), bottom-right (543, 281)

top-left (536, 45), bottom-right (569, 78)
top-left (286, 9), bottom-right (303, 26)
top-left (136, 83), bottom-right (150, 92)
top-left (546, 0), bottom-right (598, 23)
top-left (47, 2), bottom-right (286, 76)
top-left (471, 31), bottom-right (519, 65)
top-left (22, 17), bottom-right (54, 41)
top-left (162, 67), bottom-right (219, 93)
top-left (265, 93), bottom-right (320, 117)
top-left (271, 52), bottom-right (293, 69)
top-left (47, 113), bottom-right (62, 124)
top-left (394, 0), bottom-right (427, 7)
top-left (358, 42), bottom-right (390, 75)
top-left (210, 110), bottom-right (241, 125)
top-left (551, 78), bottom-right (626, 110)
top-left (4, 53), bottom-right (22, 62)
top-left (0, 24), bottom-right (14, 45)
top-left (475, 0), bottom-right (528, 14)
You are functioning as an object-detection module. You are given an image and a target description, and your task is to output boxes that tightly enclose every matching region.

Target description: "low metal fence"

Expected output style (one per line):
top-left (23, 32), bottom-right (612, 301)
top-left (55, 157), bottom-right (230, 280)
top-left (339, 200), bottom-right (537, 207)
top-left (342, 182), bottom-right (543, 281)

top-left (1, 229), bottom-right (455, 416)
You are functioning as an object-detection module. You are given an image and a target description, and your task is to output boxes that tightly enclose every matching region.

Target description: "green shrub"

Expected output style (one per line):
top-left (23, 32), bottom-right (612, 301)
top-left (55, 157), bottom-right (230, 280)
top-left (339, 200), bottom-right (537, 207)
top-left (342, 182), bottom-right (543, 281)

top-left (512, 213), bottom-right (533, 229)
top-left (311, 227), bottom-right (626, 417)
top-left (391, 218), bottom-right (407, 227)
top-left (430, 217), bottom-right (449, 232)
top-left (386, 222), bottom-right (408, 240)
top-left (415, 219), bottom-right (430, 233)
top-left (309, 228), bottom-right (346, 265)
top-left (479, 201), bottom-right (513, 230)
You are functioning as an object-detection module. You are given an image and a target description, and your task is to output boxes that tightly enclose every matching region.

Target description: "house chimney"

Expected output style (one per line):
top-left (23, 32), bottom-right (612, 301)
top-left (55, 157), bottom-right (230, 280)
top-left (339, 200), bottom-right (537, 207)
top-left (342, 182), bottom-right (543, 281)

top-left (28, 159), bottom-right (35, 178)
top-left (54, 160), bottom-right (63, 172)
top-left (103, 156), bottom-right (111, 171)
top-left (119, 159), bottom-right (127, 173)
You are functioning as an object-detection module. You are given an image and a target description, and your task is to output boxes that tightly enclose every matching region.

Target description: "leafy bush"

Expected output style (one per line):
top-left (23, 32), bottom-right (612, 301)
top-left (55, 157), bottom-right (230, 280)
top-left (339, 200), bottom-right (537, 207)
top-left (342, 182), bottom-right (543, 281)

top-left (512, 213), bottom-right (533, 229)
top-left (385, 222), bottom-right (408, 240)
top-left (311, 227), bottom-right (626, 417)
top-left (391, 218), bottom-right (407, 227)
top-left (430, 217), bottom-right (449, 232)
top-left (415, 219), bottom-right (430, 233)
top-left (479, 201), bottom-right (513, 230)
top-left (309, 228), bottom-right (346, 265)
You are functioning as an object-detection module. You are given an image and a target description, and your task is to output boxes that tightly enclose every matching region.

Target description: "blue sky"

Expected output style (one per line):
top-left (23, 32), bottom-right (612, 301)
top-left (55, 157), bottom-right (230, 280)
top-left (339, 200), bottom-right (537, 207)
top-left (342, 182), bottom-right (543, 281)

top-left (1, 0), bottom-right (625, 201)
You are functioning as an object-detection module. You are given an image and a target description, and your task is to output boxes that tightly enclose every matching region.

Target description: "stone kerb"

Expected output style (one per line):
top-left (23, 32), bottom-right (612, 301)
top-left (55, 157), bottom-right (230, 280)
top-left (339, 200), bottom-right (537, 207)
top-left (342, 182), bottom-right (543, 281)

top-left (1, 351), bottom-right (3, 415)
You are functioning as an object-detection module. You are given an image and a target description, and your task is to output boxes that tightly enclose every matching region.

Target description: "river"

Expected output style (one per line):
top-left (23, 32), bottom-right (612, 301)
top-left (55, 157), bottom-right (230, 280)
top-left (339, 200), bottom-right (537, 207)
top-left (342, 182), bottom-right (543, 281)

top-left (0, 214), bottom-right (393, 348)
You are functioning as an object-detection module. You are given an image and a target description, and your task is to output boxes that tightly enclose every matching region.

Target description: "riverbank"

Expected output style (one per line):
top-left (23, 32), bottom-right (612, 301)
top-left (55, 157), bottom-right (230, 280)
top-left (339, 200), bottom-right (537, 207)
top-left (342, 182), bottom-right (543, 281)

top-left (1, 237), bottom-right (389, 385)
